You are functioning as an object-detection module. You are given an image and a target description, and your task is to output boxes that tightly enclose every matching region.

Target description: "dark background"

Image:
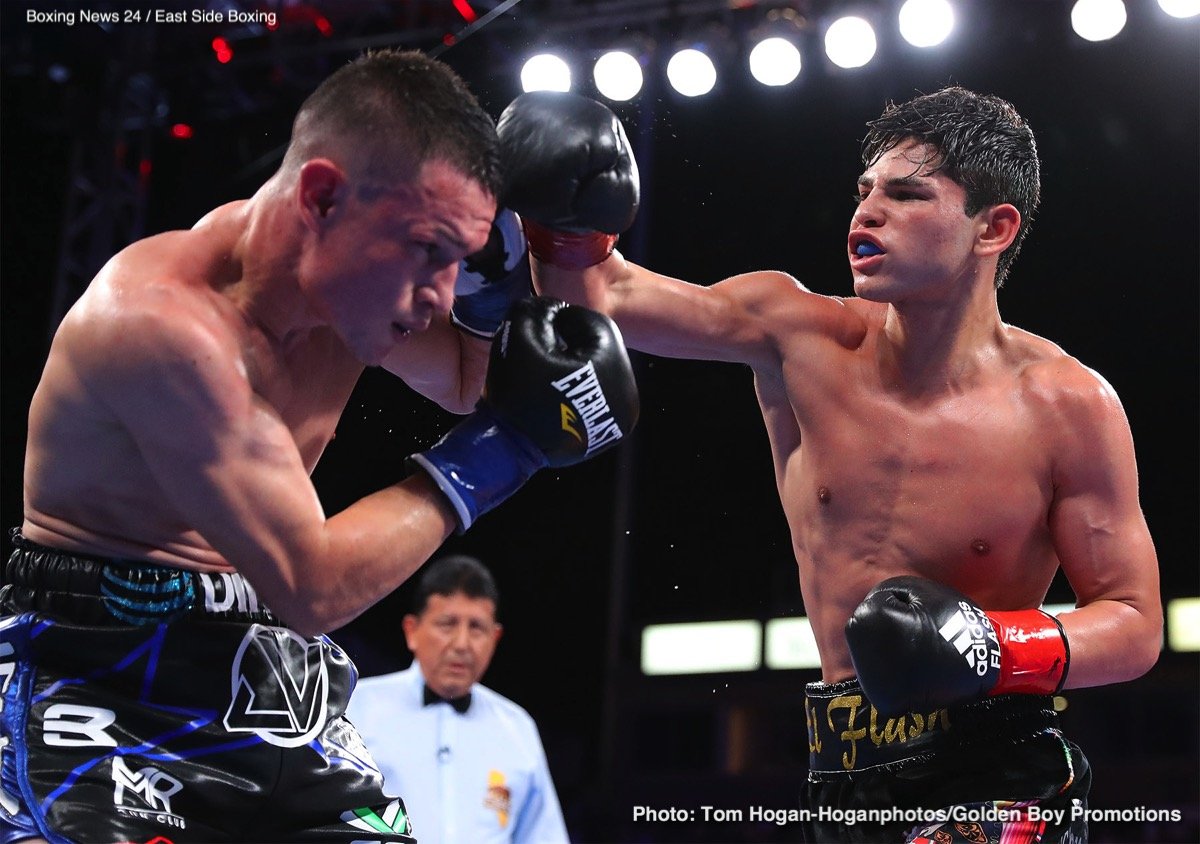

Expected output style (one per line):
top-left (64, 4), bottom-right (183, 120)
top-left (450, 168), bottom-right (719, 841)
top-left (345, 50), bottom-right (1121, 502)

top-left (2, 1), bottom-right (1197, 842)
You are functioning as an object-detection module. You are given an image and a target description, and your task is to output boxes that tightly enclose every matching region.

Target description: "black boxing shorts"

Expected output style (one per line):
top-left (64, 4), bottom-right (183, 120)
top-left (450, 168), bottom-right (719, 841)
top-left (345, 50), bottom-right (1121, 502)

top-left (0, 531), bottom-right (416, 843)
top-left (801, 678), bottom-right (1091, 844)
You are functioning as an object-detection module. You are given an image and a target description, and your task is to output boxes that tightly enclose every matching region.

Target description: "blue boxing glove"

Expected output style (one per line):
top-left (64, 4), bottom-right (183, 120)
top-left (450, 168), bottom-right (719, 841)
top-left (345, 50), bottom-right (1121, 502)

top-left (449, 208), bottom-right (533, 339)
top-left (410, 297), bottom-right (639, 530)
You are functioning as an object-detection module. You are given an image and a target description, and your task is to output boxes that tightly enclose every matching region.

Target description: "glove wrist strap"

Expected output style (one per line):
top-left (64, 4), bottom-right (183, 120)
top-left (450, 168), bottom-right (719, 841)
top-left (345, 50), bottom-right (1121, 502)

top-left (989, 609), bottom-right (1070, 695)
top-left (523, 219), bottom-right (617, 270)
top-left (408, 407), bottom-right (547, 532)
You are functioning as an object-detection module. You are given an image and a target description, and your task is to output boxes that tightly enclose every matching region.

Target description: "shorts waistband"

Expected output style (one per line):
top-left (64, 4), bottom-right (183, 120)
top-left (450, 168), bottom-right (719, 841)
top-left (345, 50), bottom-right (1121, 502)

top-left (805, 677), bottom-right (1059, 779)
top-left (2, 529), bottom-right (279, 626)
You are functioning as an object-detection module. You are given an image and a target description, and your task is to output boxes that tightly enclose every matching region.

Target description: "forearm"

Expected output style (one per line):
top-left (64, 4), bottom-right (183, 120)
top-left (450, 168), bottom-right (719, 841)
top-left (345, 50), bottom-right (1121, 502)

top-left (382, 321), bottom-right (491, 414)
top-left (450, 332), bottom-right (490, 412)
top-left (1056, 598), bottom-right (1163, 689)
top-left (533, 254), bottom-right (704, 358)
top-left (273, 473), bottom-right (456, 635)
top-left (532, 251), bottom-right (630, 315)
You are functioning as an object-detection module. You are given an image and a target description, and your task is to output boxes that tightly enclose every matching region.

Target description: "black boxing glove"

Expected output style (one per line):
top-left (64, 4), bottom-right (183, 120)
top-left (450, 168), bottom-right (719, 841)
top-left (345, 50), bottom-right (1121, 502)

top-left (409, 297), bottom-right (639, 530)
top-left (497, 91), bottom-right (639, 269)
top-left (845, 576), bottom-right (1070, 717)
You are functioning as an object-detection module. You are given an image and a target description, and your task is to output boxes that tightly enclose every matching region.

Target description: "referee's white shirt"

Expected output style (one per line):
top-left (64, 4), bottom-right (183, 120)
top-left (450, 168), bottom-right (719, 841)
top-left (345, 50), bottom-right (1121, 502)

top-left (347, 663), bottom-right (570, 844)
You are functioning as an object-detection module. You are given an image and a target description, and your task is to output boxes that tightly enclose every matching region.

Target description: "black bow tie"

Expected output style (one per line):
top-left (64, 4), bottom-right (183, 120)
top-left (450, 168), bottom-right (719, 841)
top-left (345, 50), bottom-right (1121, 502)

top-left (423, 684), bottom-right (471, 714)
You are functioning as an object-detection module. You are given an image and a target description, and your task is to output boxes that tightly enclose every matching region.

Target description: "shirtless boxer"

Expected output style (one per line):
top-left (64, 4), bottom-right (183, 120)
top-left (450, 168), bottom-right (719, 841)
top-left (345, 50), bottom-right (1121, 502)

top-left (0, 50), bottom-right (636, 843)
top-left (495, 88), bottom-right (1162, 843)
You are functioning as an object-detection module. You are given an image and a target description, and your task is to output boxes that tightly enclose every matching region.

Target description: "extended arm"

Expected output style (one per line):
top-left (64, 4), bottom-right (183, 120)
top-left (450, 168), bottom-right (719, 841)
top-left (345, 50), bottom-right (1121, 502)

top-left (497, 91), bottom-right (845, 372)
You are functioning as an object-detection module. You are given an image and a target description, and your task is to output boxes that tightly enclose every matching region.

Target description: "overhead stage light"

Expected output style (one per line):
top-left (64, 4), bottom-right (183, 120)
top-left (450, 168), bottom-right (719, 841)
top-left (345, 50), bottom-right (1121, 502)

top-left (749, 36), bottom-right (802, 86)
top-left (520, 53), bottom-right (571, 92)
top-left (1157, 0), bottom-right (1200, 17)
top-left (1071, 0), bottom-right (1128, 41)
top-left (747, 7), bottom-right (805, 87)
top-left (594, 50), bottom-right (644, 101)
top-left (898, 0), bottom-right (956, 48)
top-left (667, 47), bottom-right (718, 97)
top-left (825, 16), bottom-right (877, 69)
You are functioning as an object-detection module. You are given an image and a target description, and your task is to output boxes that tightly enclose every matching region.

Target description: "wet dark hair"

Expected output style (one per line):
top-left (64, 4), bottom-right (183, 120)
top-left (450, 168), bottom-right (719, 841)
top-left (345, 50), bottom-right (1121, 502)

top-left (284, 48), bottom-right (501, 197)
top-left (413, 554), bottom-right (500, 616)
top-left (862, 86), bottom-right (1040, 288)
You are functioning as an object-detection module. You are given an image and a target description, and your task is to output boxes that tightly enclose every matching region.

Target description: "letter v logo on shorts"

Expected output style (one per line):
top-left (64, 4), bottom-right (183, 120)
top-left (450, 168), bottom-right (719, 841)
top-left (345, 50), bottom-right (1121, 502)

top-left (222, 624), bottom-right (330, 748)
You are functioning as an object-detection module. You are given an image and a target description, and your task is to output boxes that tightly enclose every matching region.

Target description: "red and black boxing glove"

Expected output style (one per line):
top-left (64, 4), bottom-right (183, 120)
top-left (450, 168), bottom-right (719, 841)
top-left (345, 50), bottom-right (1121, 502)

top-left (496, 91), bottom-right (639, 269)
top-left (844, 575), bottom-right (1070, 717)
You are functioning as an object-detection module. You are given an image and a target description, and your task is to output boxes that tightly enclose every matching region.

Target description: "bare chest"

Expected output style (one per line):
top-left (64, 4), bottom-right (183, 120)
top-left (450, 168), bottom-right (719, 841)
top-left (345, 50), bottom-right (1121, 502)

top-left (768, 372), bottom-right (1058, 594)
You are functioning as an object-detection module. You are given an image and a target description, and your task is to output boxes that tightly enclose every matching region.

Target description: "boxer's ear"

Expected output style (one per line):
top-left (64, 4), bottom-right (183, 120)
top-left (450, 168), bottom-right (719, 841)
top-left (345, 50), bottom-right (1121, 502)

top-left (297, 159), bottom-right (348, 229)
top-left (975, 203), bottom-right (1019, 259)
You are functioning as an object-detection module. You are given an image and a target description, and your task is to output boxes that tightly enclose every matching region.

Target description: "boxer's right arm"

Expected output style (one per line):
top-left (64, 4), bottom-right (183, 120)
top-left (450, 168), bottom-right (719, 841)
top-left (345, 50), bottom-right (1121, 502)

top-left (76, 292), bottom-right (635, 636)
top-left (497, 91), bottom-right (844, 370)
top-left (75, 296), bottom-right (456, 636)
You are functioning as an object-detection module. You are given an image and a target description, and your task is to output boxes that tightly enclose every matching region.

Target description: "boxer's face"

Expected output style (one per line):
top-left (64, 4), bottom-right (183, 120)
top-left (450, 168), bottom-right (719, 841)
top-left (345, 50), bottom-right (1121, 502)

top-left (848, 139), bottom-right (984, 304)
top-left (404, 591), bottom-right (502, 700)
top-left (300, 158), bottom-right (495, 364)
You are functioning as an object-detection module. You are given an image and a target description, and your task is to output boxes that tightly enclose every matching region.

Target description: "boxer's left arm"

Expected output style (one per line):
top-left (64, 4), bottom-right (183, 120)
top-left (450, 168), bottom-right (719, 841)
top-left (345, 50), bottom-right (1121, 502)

top-left (382, 317), bottom-right (490, 414)
top-left (383, 209), bottom-right (532, 413)
top-left (497, 91), bottom-right (853, 372)
top-left (1044, 361), bottom-right (1162, 688)
top-left (845, 363), bottom-right (1162, 716)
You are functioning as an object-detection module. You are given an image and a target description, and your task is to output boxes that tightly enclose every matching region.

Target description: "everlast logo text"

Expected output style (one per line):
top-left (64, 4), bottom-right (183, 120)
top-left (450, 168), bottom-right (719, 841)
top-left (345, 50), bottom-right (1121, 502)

top-left (550, 361), bottom-right (623, 454)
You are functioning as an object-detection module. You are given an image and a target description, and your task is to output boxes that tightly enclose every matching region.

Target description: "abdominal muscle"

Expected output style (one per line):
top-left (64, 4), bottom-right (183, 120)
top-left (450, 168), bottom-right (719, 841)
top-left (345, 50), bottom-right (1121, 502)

top-left (759, 371), bottom-right (1063, 685)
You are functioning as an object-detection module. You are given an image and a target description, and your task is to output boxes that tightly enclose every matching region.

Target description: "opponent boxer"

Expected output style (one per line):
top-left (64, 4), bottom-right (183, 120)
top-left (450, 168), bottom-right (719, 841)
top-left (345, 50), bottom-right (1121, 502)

top-left (0, 50), bottom-right (637, 843)
top-left (496, 88), bottom-right (1162, 843)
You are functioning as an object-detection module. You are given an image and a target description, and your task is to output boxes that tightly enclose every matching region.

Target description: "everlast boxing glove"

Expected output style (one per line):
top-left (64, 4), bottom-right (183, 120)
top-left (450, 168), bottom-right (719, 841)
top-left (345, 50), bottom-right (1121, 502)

top-left (450, 207), bottom-right (533, 339)
top-left (410, 297), bottom-right (638, 530)
top-left (845, 576), bottom-right (1070, 717)
top-left (496, 91), bottom-right (639, 269)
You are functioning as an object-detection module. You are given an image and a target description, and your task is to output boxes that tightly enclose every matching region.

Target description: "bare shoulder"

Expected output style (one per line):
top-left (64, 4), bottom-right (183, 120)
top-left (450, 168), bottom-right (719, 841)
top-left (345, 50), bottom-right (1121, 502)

top-left (1008, 326), bottom-right (1128, 435)
top-left (61, 232), bottom-right (248, 406)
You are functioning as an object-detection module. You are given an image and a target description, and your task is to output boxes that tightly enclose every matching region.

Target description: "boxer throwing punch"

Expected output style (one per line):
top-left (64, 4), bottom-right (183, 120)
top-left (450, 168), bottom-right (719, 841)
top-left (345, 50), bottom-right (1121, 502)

top-left (1, 50), bottom-right (636, 843)
top-left (497, 88), bottom-right (1161, 843)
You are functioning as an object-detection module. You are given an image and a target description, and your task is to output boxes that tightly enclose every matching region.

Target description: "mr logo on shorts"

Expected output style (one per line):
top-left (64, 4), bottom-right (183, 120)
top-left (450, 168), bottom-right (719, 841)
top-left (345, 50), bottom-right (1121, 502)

top-left (111, 756), bottom-right (186, 830)
top-left (222, 624), bottom-right (332, 748)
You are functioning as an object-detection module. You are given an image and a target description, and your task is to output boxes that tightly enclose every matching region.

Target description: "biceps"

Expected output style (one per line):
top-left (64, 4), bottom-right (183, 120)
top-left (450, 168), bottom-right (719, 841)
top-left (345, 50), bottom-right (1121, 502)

top-left (133, 400), bottom-right (326, 579)
top-left (1050, 487), bottom-right (1158, 609)
top-left (1048, 393), bottom-right (1160, 609)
